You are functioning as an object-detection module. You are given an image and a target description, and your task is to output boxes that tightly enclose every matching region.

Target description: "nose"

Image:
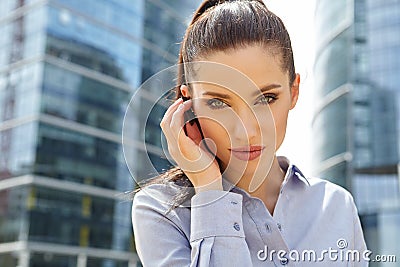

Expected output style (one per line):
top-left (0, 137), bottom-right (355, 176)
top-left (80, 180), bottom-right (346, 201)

top-left (232, 108), bottom-right (260, 143)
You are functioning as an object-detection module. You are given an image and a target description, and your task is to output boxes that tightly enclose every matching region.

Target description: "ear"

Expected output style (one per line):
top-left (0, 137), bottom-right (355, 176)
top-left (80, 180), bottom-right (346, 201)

top-left (289, 74), bottom-right (300, 110)
top-left (180, 84), bottom-right (191, 98)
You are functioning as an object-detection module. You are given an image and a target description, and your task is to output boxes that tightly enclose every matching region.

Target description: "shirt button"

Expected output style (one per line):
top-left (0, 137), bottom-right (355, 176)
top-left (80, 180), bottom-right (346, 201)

top-left (280, 257), bottom-right (289, 265)
top-left (265, 223), bottom-right (271, 233)
top-left (230, 200), bottom-right (238, 205)
top-left (233, 222), bottom-right (240, 231)
top-left (277, 223), bottom-right (282, 231)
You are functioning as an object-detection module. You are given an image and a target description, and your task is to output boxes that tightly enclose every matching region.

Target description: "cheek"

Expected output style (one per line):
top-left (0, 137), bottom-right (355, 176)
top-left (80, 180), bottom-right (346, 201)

top-left (198, 118), bottom-right (230, 143)
top-left (271, 94), bottom-right (291, 134)
top-left (197, 117), bottom-right (233, 161)
top-left (271, 107), bottom-right (289, 147)
top-left (193, 103), bottom-right (234, 142)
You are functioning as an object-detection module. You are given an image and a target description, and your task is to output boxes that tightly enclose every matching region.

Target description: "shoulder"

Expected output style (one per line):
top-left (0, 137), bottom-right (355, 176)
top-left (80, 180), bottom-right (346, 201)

top-left (280, 157), bottom-right (355, 206)
top-left (131, 182), bottom-right (192, 223)
top-left (132, 182), bottom-right (184, 209)
top-left (306, 176), bottom-right (356, 209)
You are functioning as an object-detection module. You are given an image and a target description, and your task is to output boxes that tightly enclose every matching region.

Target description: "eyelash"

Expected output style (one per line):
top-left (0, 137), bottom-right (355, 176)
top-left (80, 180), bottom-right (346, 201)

top-left (206, 94), bottom-right (278, 110)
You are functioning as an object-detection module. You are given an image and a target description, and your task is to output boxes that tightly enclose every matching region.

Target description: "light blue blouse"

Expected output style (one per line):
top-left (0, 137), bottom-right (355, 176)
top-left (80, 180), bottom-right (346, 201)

top-left (132, 156), bottom-right (369, 266)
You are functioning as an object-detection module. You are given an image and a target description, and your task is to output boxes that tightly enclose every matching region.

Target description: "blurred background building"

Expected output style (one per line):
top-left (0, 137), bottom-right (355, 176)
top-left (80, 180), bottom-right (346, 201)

top-left (1, 0), bottom-right (399, 266)
top-left (0, 0), bottom-right (199, 266)
top-left (313, 0), bottom-right (400, 264)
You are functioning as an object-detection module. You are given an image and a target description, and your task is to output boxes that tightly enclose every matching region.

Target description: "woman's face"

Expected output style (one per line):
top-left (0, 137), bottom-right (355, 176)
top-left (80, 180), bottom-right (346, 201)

top-left (181, 45), bottom-right (299, 179)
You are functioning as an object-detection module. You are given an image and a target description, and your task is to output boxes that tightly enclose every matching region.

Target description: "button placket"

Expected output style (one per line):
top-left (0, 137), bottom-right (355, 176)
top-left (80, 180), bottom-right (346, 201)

top-left (265, 223), bottom-right (271, 233)
top-left (245, 195), bottom-right (291, 262)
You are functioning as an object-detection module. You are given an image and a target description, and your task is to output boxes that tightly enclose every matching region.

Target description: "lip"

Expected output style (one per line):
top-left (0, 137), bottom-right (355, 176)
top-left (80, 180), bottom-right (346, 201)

top-left (229, 146), bottom-right (265, 161)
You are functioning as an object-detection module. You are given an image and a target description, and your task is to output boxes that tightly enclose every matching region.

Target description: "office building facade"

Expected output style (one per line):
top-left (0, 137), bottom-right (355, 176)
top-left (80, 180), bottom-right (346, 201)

top-left (0, 0), bottom-right (199, 266)
top-left (313, 0), bottom-right (400, 264)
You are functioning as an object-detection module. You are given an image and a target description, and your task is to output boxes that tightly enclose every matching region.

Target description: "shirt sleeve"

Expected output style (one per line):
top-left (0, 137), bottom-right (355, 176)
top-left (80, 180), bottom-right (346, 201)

top-left (190, 190), bottom-right (252, 266)
top-left (350, 196), bottom-right (369, 267)
top-left (132, 189), bottom-right (252, 267)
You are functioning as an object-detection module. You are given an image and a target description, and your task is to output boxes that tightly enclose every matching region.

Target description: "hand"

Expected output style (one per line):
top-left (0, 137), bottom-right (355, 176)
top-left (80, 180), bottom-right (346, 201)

top-left (160, 98), bottom-right (223, 193)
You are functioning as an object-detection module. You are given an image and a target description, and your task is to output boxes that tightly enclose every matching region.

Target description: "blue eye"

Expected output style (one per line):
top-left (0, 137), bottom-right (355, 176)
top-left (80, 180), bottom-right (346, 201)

top-left (207, 99), bottom-right (228, 109)
top-left (255, 94), bottom-right (277, 105)
top-left (205, 94), bottom-right (277, 109)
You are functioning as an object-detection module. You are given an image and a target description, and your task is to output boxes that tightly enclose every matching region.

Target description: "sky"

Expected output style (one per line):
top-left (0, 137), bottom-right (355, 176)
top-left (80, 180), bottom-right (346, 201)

top-left (265, 0), bottom-right (317, 176)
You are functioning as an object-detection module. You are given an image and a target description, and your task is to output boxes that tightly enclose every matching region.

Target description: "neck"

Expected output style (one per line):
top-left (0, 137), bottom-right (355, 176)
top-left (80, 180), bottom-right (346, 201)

top-left (230, 156), bottom-right (285, 214)
top-left (252, 157), bottom-right (285, 198)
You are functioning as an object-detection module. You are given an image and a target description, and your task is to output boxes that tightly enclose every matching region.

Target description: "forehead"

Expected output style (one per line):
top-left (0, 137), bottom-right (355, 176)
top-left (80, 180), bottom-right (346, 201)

top-left (187, 45), bottom-right (289, 97)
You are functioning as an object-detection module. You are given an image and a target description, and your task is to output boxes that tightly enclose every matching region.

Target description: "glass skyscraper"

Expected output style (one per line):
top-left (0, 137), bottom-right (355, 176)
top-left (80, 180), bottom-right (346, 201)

top-left (0, 0), bottom-right (199, 266)
top-left (313, 0), bottom-right (400, 264)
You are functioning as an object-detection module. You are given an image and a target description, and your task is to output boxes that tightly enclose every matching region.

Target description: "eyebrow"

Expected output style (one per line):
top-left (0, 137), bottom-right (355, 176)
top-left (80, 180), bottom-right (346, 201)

top-left (252, 84), bottom-right (282, 96)
top-left (201, 84), bottom-right (282, 99)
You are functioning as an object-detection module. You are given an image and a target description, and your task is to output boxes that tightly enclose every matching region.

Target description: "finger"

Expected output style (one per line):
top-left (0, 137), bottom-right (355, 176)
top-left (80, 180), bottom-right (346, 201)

top-left (160, 98), bottom-right (183, 129)
top-left (170, 100), bottom-right (192, 139)
top-left (162, 101), bottom-right (190, 159)
top-left (160, 98), bottom-right (184, 141)
top-left (171, 102), bottom-right (201, 159)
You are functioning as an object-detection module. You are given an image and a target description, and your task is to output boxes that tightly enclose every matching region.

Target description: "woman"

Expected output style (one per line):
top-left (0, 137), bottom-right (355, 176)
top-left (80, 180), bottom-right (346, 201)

top-left (131, 0), bottom-right (368, 266)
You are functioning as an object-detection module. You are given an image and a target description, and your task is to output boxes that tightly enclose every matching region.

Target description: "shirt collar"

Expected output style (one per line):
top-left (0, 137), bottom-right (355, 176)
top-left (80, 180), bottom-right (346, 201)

top-left (278, 156), bottom-right (310, 187)
top-left (221, 156), bottom-right (310, 194)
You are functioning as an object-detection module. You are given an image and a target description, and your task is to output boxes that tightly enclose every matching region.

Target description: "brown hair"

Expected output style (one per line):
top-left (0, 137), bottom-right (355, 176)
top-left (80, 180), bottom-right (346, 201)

top-left (177, 0), bottom-right (296, 91)
top-left (134, 0), bottom-right (296, 214)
